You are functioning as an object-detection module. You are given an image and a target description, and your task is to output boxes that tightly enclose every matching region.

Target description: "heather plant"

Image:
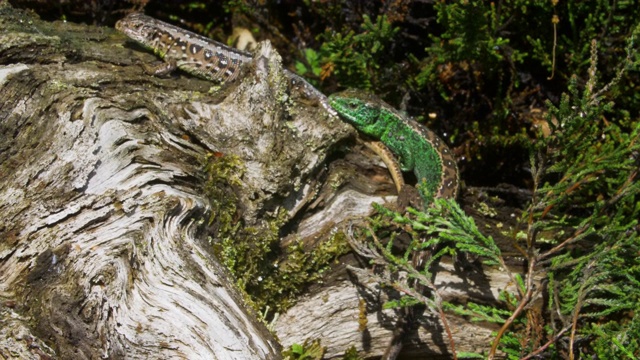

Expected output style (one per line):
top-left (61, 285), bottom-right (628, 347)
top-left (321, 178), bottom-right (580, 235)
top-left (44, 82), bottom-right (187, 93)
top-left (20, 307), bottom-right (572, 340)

top-left (346, 29), bottom-right (640, 359)
top-left (297, 14), bottom-right (399, 90)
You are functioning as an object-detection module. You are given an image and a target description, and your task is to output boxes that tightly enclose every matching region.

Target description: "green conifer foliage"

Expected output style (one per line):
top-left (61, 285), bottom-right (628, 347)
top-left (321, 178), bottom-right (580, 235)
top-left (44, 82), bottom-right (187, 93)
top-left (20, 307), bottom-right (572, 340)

top-left (348, 29), bottom-right (640, 359)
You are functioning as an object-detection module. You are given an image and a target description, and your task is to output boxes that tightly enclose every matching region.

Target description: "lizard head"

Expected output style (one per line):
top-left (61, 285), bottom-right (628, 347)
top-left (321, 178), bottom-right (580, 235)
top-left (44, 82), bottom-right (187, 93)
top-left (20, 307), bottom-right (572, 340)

top-left (329, 89), bottom-right (387, 138)
top-left (116, 13), bottom-right (165, 52)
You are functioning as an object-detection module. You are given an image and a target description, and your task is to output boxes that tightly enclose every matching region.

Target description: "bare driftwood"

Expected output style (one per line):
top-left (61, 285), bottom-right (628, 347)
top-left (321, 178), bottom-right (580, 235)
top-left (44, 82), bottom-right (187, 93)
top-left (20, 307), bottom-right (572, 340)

top-left (0, 5), bottom-right (350, 359)
top-left (0, 4), bottom-right (532, 360)
top-left (273, 181), bottom-right (533, 359)
top-left (274, 259), bottom-right (518, 359)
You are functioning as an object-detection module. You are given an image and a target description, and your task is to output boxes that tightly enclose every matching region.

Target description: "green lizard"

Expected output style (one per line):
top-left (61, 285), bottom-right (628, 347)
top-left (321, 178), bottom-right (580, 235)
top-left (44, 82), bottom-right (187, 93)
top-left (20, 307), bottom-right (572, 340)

top-left (330, 89), bottom-right (460, 360)
top-left (329, 89), bottom-right (459, 207)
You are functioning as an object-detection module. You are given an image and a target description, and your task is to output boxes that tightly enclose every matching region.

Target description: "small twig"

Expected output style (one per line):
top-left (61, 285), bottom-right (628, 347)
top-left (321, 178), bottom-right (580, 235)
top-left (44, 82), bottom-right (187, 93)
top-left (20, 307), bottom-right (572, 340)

top-left (538, 222), bottom-right (588, 261)
top-left (568, 259), bottom-right (598, 360)
top-left (520, 324), bottom-right (572, 360)
top-left (547, 14), bottom-right (559, 80)
top-left (488, 257), bottom-right (536, 359)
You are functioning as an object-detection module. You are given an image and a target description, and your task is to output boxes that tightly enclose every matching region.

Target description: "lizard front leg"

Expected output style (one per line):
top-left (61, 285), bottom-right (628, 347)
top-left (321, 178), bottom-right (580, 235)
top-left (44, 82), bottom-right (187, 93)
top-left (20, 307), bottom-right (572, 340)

top-left (141, 59), bottom-right (178, 77)
top-left (362, 139), bottom-right (423, 210)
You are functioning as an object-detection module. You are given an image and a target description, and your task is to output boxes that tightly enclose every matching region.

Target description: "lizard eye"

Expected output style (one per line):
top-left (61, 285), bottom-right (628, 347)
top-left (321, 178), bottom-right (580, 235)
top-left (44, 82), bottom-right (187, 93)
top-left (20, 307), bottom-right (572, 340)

top-left (345, 101), bottom-right (360, 110)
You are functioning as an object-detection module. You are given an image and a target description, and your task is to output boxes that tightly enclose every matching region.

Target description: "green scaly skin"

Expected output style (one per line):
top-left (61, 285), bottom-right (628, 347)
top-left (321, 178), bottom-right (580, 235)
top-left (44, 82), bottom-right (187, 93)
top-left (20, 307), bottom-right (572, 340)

top-left (329, 89), bottom-right (459, 207)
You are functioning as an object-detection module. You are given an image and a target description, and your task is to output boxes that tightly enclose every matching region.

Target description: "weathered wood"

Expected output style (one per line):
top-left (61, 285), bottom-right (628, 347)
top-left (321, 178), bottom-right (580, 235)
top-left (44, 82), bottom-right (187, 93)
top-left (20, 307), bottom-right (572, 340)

top-left (0, 4), bottom-right (351, 359)
top-left (273, 259), bottom-right (518, 359)
top-left (272, 180), bottom-right (534, 359)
